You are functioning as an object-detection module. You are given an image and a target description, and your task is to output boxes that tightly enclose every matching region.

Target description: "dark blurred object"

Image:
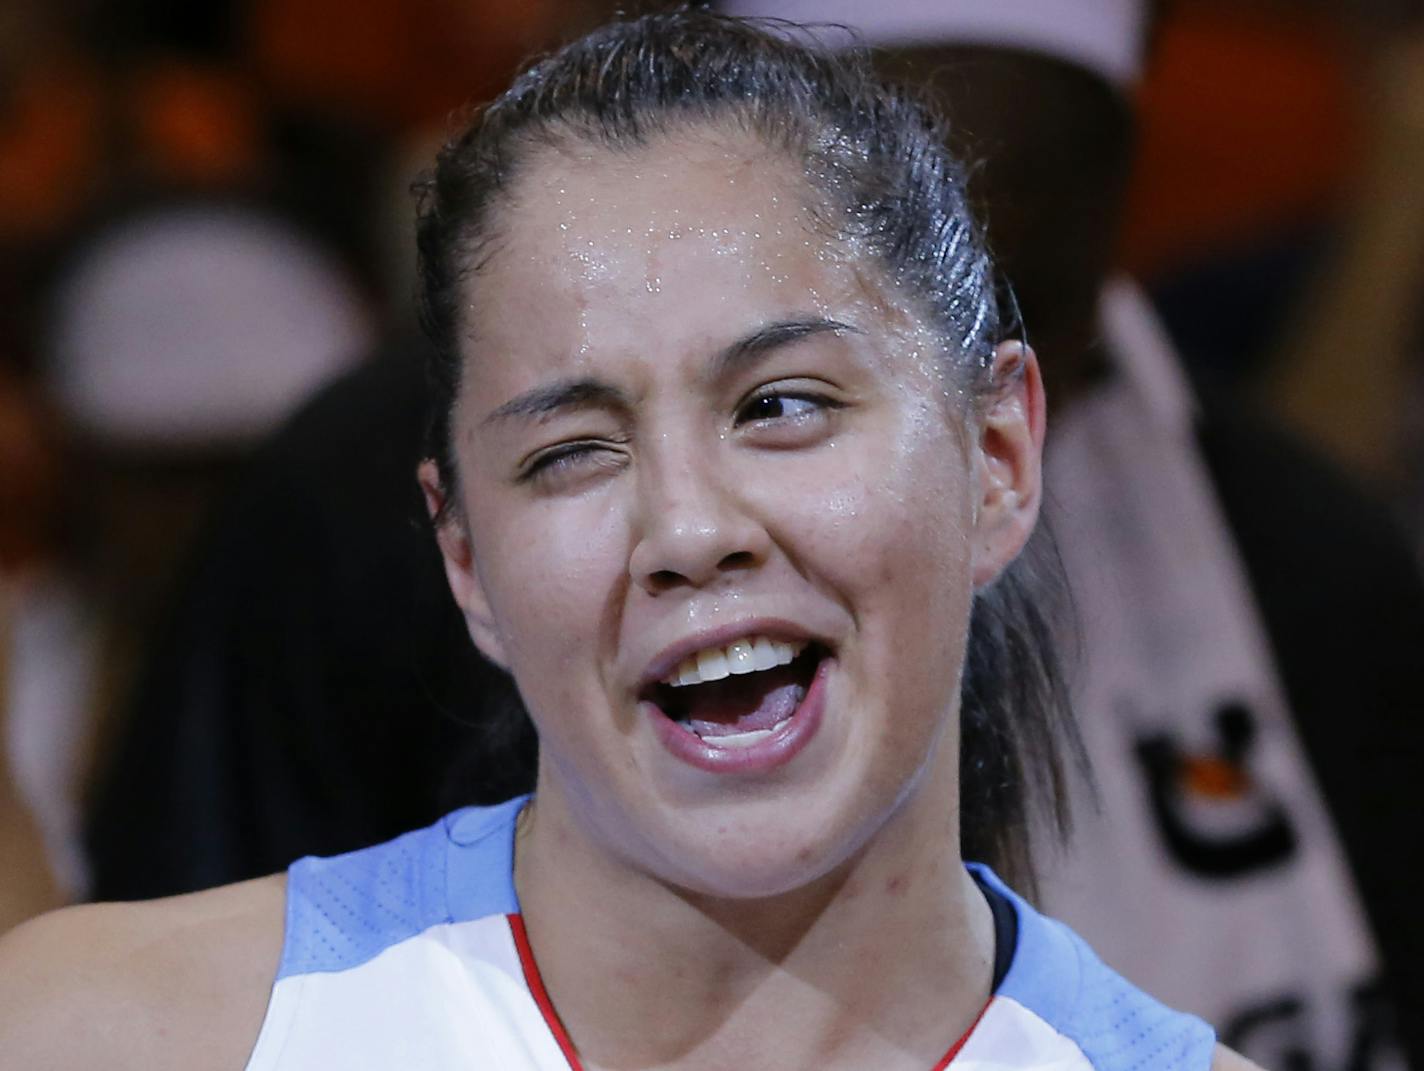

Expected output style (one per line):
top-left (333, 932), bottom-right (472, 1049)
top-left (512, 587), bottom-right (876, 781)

top-left (1195, 379), bottom-right (1424, 1068)
top-left (1123, 3), bottom-right (1359, 283)
top-left (1150, 225), bottom-right (1330, 382)
top-left (85, 0), bottom-right (242, 59)
top-left (6, 193), bottom-right (370, 908)
top-left (0, 690), bottom-right (63, 933)
top-left (0, 368), bottom-right (61, 576)
top-left (85, 344), bottom-right (533, 898)
top-left (1123, 2), bottom-right (1360, 385)
top-left (0, 48), bottom-right (105, 246)
top-left (0, 368), bottom-right (65, 929)
top-left (1264, 26), bottom-right (1424, 493)
top-left (248, 0), bottom-right (611, 133)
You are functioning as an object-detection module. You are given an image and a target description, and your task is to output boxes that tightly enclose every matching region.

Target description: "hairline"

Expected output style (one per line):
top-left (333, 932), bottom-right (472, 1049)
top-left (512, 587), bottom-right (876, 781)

top-left (440, 113), bottom-right (985, 449)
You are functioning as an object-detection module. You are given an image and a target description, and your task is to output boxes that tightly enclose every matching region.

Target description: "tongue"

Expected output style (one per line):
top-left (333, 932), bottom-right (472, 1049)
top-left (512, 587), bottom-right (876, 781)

top-left (682, 664), bottom-right (808, 738)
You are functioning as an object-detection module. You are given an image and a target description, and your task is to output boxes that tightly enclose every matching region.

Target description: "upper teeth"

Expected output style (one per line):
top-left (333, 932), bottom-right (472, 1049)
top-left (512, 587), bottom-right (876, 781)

top-left (663, 637), bottom-right (806, 687)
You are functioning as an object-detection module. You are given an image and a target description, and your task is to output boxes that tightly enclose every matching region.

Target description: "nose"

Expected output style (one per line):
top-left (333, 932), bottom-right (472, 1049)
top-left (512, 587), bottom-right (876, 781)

top-left (628, 448), bottom-right (770, 596)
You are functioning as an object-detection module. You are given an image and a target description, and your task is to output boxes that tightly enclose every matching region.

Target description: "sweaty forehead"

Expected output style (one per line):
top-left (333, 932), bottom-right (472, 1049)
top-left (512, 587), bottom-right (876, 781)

top-left (461, 131), bottom-right (881, 372)
top-left (501, 128), bottom-right (816, 263)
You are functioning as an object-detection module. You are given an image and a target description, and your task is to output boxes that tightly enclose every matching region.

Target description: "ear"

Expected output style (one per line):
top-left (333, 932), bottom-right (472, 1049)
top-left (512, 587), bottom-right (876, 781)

top-left (417, 459), bottom-right (510, 669)
top-left (971, 341), bottom-right (1046, 589)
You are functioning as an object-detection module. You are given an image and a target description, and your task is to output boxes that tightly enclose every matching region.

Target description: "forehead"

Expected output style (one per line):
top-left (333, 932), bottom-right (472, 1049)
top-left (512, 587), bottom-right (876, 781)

top-left (501, 127), bottom-right (816, 280)
top-left (459, 130), bottom-right (928, 395)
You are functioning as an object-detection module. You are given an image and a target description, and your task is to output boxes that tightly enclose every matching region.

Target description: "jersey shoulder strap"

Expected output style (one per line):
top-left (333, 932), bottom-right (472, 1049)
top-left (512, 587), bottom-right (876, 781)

top-left (278, 795), bottom-right (526, 980)
top-left (971, 864), bottom-right (1217, 1071)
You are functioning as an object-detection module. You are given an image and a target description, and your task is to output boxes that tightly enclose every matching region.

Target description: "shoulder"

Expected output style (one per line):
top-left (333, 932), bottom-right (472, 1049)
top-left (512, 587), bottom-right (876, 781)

top-left (977, 868), bottom-right (1213, 1058)
top-left (0, 874), bottom-right (285, 1071)
top-left (1212, 1044), bottom-right (1268, 1071)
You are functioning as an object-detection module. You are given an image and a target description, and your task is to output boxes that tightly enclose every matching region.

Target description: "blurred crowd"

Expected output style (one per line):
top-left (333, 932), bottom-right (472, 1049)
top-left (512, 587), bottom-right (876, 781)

top-left (3, 0), bottom-right (1424, 1068)
top-left (0, 0), bottom-right (609, 916)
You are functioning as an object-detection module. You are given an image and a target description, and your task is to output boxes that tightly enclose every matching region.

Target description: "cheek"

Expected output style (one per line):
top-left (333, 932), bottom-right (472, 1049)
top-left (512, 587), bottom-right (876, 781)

top-left (791, 417), bottom-right (975, 602)
top-left (471, 492), bottom-right (631, 691)
top-left (801, 420), bottom-right (977, 706)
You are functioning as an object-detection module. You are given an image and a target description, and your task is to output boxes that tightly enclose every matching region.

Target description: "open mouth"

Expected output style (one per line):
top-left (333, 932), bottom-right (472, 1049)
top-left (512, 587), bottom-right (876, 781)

top-left (643, 636), bottom-right (827, 749)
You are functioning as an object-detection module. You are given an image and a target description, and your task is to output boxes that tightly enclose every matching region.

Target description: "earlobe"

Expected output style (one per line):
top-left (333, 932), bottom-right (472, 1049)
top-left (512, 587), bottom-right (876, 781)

top-left (416, 459), bottom-right (510, 669)
top-left (971, 341), bottom-right (1046, 589)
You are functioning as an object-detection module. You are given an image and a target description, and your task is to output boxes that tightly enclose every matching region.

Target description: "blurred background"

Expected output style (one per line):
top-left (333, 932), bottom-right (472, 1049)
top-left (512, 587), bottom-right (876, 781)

top-left (0, 0), bottom-right (616, 916)
top-left (2, 0), bottom-right (1423, 1065)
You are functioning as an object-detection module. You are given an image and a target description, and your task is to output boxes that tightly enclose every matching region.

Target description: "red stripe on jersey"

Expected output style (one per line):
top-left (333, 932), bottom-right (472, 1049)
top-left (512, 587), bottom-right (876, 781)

top-left (932, 996), bottom-right (994, 1069)
top-left (509, 910), bottom-right (991, 1070)
top-left (509, 913), bottom-right (586, 1071)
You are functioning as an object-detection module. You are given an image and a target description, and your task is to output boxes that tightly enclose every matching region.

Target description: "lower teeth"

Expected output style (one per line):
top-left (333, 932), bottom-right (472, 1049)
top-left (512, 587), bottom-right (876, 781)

top-left (718, 728), bottom-right (773, 748)
top-left (696, 725), bottom-right (779, 749)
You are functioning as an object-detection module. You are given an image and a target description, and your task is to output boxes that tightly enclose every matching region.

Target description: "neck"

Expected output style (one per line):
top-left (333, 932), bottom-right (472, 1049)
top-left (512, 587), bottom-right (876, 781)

top-left (513, 769), bottom-right (995, 1071)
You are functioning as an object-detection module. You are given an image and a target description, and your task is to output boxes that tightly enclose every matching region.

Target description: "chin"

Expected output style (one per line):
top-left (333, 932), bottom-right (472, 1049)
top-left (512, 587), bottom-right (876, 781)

top-left (672, 848), bottom-right (847, 903)
top-left (640, 794), bottom-right (888, 902)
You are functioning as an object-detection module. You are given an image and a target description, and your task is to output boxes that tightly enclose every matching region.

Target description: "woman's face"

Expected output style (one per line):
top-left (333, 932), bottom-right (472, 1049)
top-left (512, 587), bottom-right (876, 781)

top-left (424, 130), bottom-right (1042, 897)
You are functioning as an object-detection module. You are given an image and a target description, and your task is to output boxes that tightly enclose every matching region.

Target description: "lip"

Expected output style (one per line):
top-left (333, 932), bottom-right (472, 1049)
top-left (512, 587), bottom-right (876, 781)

top-left (645, 654), bottom-right (833, 775)
top-left (636, 618), bottom-right (830, 692)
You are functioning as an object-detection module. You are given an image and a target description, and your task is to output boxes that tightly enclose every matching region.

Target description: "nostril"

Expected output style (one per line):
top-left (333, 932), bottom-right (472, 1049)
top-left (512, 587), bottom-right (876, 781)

top-left (648, 568), bottom-right (684, 593)
top-left (633, 542), bottom-right (765, 595)
top-left (718, 550), bottom-right (757, 571)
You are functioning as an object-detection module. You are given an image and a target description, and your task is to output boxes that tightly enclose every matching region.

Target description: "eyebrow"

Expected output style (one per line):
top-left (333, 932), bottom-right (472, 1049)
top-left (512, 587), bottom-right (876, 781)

top-left (481, 316), bottom-right (860, 429)
top-left (708, 316), bottom-right (862, 381)
top-left (481, 377), bottom-right (631, 428)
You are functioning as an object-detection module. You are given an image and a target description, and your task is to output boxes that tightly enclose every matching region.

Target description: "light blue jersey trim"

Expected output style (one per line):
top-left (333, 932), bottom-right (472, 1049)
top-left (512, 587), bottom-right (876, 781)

top-left (277, 795), bottom-right (526, 979)
top-left (445, 794), bottom-right (525, 922)
top-left (970, 863), bottom-right (1216, 1071)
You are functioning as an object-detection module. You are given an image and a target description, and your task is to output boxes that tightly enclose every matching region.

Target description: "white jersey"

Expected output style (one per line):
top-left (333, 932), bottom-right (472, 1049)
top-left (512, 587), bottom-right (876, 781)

top-left (245, 796), bottom-right (1214, 1070)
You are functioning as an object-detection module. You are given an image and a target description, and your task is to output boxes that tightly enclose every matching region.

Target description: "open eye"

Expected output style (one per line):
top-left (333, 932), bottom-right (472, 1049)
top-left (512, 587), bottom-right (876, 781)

top-left (734, 389), bottom-right (840, 427)
top-left (732, 386), bottom-right (844, 448)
